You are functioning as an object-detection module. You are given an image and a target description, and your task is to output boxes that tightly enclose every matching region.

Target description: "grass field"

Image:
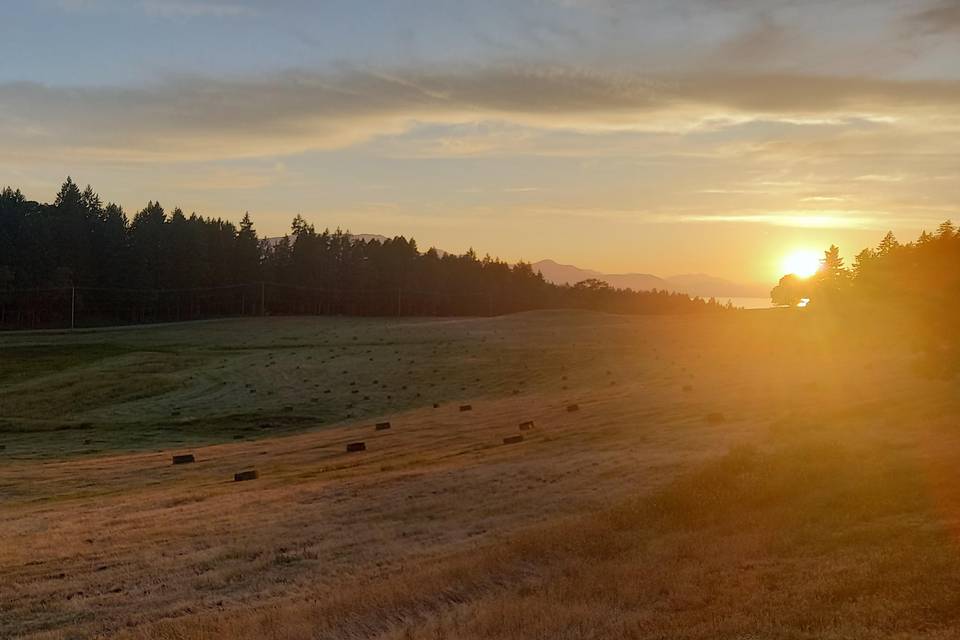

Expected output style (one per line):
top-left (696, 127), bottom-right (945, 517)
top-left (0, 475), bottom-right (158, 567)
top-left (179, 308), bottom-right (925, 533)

top-left (3, 310), bottom-right (960, 638)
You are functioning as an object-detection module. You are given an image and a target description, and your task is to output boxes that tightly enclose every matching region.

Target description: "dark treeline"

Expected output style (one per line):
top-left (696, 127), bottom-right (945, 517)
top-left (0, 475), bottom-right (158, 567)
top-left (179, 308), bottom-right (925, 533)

top-left (770, 222), bottom-right (960, 376)
top-left (0, 179), bottom-right (724, 329)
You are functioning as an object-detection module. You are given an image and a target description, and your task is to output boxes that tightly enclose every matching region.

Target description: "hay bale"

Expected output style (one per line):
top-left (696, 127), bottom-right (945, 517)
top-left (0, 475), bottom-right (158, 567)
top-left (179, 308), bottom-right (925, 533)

top-left (375, 422), bottom-right (391, 431)
top-left (234, 469), bottom-right (258, 482)
top-left (172, 454), bottom-right (195, 465)
top-left (519, 420), bottom-right (535, 430)
top-left (682, 384), bottom-right (694, 392)
top-left (433, 403), bottom-right (440, 409)
top-left (346, 441), bottom-right (366, 452)
top-left (566, 403), bottom-right (580, 412)
top-left (503, 435), bottom-right (524, 445)
top-left (459, 404), bottom-right (473, 412)
top-left (706, 412), bottom-right (726, 424)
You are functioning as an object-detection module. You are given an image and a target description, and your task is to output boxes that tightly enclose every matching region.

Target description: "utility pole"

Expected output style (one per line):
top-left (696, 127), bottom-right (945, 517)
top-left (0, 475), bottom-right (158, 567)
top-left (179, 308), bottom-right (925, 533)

top-left (260, 282), bottom-right (266, 316)
top-left (70, 286), bottom-right (76, 329)
top-left (397, 287), bottom-right (402, 317)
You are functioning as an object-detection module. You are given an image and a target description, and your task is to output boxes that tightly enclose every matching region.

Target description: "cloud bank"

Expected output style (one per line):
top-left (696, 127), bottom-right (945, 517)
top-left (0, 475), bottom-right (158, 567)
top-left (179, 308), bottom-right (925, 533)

top-left (3, 67), bottom-right (960, 162)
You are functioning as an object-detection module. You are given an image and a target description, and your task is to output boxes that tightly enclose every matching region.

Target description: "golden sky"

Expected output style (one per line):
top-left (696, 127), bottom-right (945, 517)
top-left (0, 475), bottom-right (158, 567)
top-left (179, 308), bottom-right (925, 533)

top-left (2, 1), bottom-right (959, 285)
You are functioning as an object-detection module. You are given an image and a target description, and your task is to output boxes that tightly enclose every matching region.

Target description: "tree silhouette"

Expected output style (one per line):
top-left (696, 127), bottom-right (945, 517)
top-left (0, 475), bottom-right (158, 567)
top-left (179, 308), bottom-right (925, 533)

top-left (0, 178), bottom-right (725, 329)
top-left (770, 274), bottom-right (808, 307)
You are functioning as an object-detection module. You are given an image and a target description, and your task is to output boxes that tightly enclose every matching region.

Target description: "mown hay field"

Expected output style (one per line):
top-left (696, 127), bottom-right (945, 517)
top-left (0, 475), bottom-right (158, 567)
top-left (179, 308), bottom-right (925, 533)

top-left (3, 310), bottom-right (960, 639)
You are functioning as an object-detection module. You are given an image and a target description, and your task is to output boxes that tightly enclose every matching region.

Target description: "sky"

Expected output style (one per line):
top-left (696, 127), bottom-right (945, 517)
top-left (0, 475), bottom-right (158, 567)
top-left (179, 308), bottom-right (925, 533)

top-left (2, 0), bottom-right (959, 286)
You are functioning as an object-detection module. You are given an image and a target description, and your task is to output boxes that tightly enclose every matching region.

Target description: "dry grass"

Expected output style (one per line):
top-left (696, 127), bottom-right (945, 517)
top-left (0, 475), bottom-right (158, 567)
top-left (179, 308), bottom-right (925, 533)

top-left (3, 310), bottom-right (960, 638)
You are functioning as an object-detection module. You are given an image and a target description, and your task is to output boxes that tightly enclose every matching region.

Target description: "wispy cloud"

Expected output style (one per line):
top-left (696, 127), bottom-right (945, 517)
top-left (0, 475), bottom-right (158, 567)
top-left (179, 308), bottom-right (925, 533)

top-left (902, 1), bottom-right (960, 36)
top-left (682, 211), bottom-right (887, 229)
top-left (3, 67), bottom-right (960, 163)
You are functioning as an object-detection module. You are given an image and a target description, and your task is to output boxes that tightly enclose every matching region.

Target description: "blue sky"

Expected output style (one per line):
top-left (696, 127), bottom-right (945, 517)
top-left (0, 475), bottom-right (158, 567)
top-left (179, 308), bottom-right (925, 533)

top-left (2, 0), bottom-right (960, 283)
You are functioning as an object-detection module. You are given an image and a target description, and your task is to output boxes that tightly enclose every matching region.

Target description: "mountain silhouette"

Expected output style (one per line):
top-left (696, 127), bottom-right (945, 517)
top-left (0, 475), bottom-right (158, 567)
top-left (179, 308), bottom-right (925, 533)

top-left (532, 259), bottom-right (765, 298)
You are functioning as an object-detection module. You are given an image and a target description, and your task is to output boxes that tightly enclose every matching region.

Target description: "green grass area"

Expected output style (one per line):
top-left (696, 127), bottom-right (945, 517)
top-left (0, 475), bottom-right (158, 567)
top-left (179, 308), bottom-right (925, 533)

top-left (0, 313), bottom-right (657, 458)
top-left (0, 342), bottom-right (138, 384)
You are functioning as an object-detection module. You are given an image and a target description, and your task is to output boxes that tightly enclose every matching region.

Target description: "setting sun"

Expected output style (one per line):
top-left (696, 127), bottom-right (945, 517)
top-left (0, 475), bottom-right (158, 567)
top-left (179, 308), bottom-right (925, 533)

top-left (782, 250), bottom-right (822, 278)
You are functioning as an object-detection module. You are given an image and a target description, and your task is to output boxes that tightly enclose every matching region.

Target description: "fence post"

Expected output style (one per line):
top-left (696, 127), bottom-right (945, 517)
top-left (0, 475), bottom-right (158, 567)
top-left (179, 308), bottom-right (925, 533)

top-left (70, 286), bottom-right (76, 329)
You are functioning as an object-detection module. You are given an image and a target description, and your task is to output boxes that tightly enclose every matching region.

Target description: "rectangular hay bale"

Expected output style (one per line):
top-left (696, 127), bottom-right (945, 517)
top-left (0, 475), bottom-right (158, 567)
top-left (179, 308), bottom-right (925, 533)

top-left (346, 441), bottom-right (366, 452)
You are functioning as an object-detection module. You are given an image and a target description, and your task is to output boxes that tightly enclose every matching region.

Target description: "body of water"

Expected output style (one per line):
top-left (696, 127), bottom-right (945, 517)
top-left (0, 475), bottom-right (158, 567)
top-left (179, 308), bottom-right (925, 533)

top-left (722, 297), bottom-right (773, 309)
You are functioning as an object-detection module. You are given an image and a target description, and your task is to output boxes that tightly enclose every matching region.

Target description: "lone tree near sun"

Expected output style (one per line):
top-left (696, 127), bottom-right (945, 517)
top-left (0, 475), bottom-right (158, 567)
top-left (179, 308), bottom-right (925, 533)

top-left (770, 273), bottom-right (808, 307)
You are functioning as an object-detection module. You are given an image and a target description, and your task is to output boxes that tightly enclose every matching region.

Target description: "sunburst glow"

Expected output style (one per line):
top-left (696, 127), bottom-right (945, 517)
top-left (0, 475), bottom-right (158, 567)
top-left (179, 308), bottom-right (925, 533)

top-left (782, 250), bottom-right (821, 278)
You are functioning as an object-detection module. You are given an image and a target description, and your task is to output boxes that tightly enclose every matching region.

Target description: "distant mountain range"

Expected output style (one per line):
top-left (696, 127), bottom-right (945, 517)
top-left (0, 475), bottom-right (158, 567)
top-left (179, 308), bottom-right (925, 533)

top-left (531, 259), bottom-right (766, 298)
top-left (264, 235), bottom-right (762, 298)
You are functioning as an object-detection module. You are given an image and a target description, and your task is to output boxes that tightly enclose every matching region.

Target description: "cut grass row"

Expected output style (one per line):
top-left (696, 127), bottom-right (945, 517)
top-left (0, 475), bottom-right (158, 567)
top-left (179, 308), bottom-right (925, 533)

top-left (115, 434), bottom-right (960, 639)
